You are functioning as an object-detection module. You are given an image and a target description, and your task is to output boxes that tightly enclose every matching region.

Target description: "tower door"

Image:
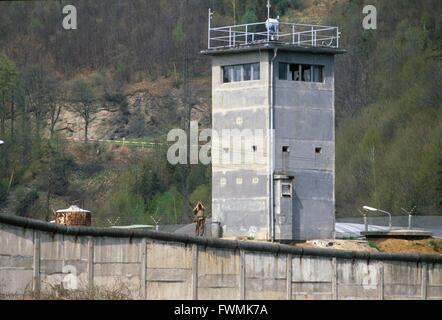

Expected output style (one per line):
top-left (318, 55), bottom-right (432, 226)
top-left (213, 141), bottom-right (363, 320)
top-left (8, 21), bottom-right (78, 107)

top-left (274, 175), bottom-right (294, 241)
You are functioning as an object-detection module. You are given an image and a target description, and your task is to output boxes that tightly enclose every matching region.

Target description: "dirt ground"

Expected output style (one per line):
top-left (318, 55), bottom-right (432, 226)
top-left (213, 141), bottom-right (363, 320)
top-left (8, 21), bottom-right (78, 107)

top-left (295, 239), bottom-right (377, 253)
top-left (370, 238), bottom-right (442, 255)
top-left (295, 238), bottom-right (442, 255)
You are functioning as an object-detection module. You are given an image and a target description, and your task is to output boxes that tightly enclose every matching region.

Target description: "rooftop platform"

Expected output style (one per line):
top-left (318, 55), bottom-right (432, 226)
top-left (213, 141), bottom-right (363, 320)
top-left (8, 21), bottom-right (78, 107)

top-left (201, 42), bottom-right (346, 56)
top-left (204, 18), bottom-right (343, 56)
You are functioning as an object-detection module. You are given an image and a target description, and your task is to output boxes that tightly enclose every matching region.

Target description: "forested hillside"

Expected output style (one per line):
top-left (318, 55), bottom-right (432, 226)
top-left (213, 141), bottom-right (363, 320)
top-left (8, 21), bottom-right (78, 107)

top-left (0, 0), bottom-right (440, 226)
top-left (330, 0), bottom-right (442, 216)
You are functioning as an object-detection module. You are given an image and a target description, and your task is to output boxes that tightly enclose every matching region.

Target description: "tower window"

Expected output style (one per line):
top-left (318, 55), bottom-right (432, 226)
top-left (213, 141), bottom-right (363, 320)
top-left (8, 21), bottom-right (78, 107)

top-left (252, 63), bottom-right (260, 81)
top-left (282, 146), bottom-right (290, 153)
top-left (223, 66), bottom-right (233, 83)
top-left (222, 63), bottom-right (260, 83)
top-left (290, 64), bottom-right (301, 81)
top-left (279, 62), bottom-right (324, 83)
top-left (312, 65), bottom-right (323, 82)
top-left (315, 147), bottom-right (322, 154)
top-left (302, 64), bottom-right (312, 81)
top-left (233, 65), bottom-right (242, 82)
top-left (252, 145), bottom-right (257, 152)
top-left (243, 64), bottom-right (252, 81)
top-left (278, 62), bottom-right (288, 80)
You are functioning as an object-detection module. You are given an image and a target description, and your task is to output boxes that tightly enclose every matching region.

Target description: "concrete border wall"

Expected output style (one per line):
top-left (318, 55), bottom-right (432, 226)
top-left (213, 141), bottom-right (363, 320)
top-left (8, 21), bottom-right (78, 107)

top-left (0, 214), bottom-right (441, 300)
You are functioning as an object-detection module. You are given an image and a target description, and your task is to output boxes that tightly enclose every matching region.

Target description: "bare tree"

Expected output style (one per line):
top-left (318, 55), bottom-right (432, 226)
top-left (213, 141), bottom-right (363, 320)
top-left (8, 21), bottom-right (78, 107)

top-left (0, 54), bottom-right (18, 137)
top-left (69, 79), bottom-right (100, 142)
top-left (22, 65), bottom-right (59, 137)
top-left (48, 85), bottom-right (66, 139)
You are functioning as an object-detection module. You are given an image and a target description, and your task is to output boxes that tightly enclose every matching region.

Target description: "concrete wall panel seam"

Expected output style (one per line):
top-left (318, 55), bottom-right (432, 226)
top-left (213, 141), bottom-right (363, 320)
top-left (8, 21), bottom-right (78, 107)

top-left (379, 262), bottom-right (384, 300)
top-left (140, 238), bottom-right (147, 299)
top-left (240, 250), bottom-right (245, 300)
top-left (32, 230), bottom-right (41, 295)
top-left (332, 257), bottom-right (338, 300)
top-left (287, 254), bottom-right (292, 300)
top-left (422, 262), bottom-right (428, 300)
top-left (87, 237), bottom-right (94, 289)
top-left (192, 244), bottom-right (198, 300)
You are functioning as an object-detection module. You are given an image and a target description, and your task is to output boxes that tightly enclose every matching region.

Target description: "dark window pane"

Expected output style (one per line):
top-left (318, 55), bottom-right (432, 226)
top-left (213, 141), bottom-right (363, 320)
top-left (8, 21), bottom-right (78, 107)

top-left (223, 66), bottom-right (232, 83)
top-left (252, 63), bottom-right (260, 80)
top-left (313, 65), bottom-right (323, 82)
top-left (243, 64), bottom-right (252, 81)
top-left (223, 63), bottom-right (260, 83)
top-left (301, 64), bottom-right (311, 82)
top-left (233, 65), bottom-right (242, 82)
top-left (278, 63), bottom-right (288, 80)
top-left (290, 64), bottom-right (300, 81)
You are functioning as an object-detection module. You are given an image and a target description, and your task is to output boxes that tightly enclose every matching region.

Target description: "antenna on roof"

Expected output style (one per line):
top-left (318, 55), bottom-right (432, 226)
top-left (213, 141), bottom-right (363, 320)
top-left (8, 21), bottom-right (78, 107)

top-left (208, 8), bottom-right (214, 49)
top-left (267, 0), bottom-right (271, 21)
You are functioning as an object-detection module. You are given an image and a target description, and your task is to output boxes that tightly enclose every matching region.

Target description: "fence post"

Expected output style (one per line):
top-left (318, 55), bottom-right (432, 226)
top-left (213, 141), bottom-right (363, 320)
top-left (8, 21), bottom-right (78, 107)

top-left (245, 25), bottom-right (248, 45)
top-left (192, 244), bottom-right (198, 300)
top-left (421, 263), bottom-right (428, 300)
top-left (292, 25), bottom-right (295, 44)
top-left (311, 26), bottom-right (314, 46)
top-left (378, 262), bottom-right (384, 300)
top-left (286, 254), bottom-right (292, 300)
top-left (87, 237), bottom-right (94, 290)
top-left (332, 257), bottom-right (338, 300)
top-left (32, 230), bottom-right (41, 295)
top-left (240, 250), bottom-right (245, 300)
top-left (140, 238), bottom-right (147, 300)
top-left (208, 9), bottom-right (211, 49)
top-left (336, 28), bottom-right (339, 48)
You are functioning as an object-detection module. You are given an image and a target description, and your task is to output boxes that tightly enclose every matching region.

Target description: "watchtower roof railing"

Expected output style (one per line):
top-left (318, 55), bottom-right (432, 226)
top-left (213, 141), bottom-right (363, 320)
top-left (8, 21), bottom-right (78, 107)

top-left (208, 20), bottom-right (340, 50)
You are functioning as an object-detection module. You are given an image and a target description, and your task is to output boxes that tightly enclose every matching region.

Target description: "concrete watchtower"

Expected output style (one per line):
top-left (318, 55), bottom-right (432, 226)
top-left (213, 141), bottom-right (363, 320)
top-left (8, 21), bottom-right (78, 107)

top-left (202, 5), bottom-right (345, 241)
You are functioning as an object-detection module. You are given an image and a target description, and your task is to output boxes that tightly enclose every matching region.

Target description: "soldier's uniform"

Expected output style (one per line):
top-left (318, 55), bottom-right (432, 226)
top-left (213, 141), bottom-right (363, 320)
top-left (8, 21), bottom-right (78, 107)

top-left (193, 202), bottom-right (206, 237)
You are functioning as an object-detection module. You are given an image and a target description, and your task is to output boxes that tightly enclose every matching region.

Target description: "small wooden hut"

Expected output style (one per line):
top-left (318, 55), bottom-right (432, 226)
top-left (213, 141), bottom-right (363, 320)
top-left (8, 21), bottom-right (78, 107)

top-left (55, 205), bottom-right (92, 226)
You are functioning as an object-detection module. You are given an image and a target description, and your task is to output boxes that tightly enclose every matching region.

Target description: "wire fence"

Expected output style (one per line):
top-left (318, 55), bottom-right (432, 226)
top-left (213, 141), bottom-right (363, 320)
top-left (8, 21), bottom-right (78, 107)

top-left (65, 137), bottom-right (168, 149)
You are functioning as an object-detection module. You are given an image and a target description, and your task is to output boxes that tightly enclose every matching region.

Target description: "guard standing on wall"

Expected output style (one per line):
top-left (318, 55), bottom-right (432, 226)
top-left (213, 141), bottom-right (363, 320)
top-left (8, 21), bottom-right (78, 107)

top-left (193, 202), bottom-right (206, 237)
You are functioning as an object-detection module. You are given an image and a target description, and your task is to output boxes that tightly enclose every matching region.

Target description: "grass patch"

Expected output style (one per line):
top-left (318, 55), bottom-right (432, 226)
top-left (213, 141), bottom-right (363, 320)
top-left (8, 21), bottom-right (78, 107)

top-left (367, 241), bottom-right (381, 252)
top-left (427, 239), bottom-right (442, 253)
top-left (1, 283), bottom-right (133, 300)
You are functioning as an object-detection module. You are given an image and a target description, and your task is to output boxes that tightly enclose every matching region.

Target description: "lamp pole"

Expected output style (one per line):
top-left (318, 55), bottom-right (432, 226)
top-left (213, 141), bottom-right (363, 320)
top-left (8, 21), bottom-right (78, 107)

top-left (363, 206), bottom-right (392, 230)
top-left (358, 209), bottom-right (368, 232)
top-left (267, 0), bottom-right (271, 21)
